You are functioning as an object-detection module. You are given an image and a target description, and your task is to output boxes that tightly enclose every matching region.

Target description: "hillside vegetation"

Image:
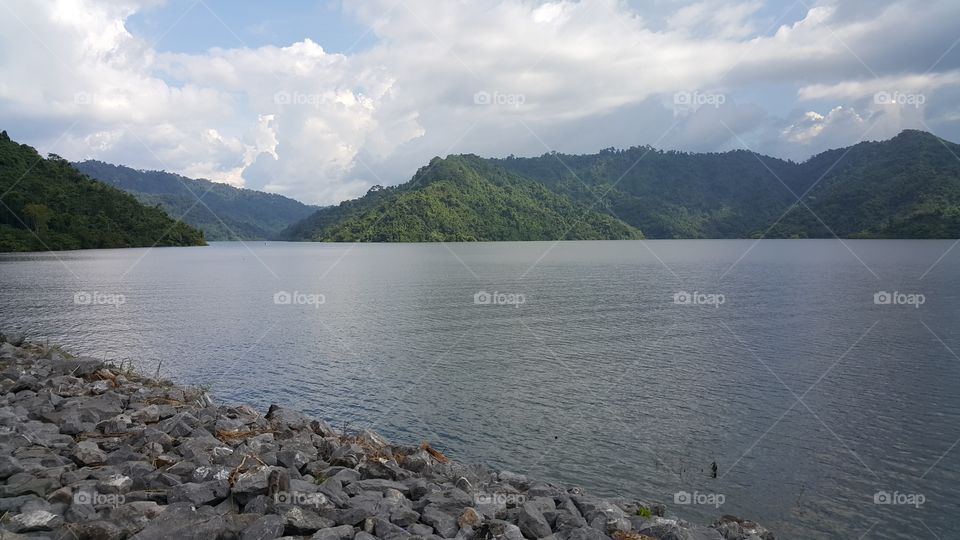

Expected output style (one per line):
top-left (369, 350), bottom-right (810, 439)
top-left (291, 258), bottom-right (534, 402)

top-left (75, 161), bottom-right (316, 240)
top-left (0, 131), bottom-right (205, 252)
top-left (285, 155), bottom-right (641, 241)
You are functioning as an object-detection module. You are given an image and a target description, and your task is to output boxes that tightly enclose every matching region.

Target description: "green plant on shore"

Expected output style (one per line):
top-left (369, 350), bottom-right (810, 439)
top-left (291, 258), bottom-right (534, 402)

top-left (637, 506), bottom-right (653, 518)
top-left (40, 341), bottom-right (74, 359)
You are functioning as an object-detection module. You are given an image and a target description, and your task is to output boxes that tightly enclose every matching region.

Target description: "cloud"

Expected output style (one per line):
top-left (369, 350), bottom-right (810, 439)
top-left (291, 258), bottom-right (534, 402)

top-left (1, 0), bottom-right (959, 204)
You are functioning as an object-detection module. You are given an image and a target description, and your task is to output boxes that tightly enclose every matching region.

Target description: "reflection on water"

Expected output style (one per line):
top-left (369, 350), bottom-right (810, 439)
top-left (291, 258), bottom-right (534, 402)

top-left (1, 240), bottom-right (958, 539)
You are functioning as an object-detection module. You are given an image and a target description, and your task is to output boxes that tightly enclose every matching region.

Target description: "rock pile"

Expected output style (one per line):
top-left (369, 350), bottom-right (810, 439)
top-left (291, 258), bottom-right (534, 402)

top-left (0, 340), bottom-right (775, 540)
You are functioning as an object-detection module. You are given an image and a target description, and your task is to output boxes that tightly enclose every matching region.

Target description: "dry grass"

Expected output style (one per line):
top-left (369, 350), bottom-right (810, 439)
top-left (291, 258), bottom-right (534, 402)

top-left (612, 531), bottom-right (656, 540)
top-left (419, 441), bottom-right (449, 464)
top-left (215, 428), bottom-right (274, 444)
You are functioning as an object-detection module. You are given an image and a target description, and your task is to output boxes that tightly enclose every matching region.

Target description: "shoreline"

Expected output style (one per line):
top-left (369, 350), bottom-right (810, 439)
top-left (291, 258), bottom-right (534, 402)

top-left (0, 339), bottom-right (774, 540)
top-left (3, 237), bottom-right (960, 255)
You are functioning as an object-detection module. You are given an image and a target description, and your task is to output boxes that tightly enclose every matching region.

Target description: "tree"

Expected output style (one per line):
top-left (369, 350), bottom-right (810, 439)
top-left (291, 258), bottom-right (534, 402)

top-left (22, 203), bottom-right (52, 233)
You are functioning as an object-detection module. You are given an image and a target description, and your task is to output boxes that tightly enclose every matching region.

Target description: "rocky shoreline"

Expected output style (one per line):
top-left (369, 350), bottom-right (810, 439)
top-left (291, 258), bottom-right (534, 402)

top-left (0, 339), bottom-right (774, 540)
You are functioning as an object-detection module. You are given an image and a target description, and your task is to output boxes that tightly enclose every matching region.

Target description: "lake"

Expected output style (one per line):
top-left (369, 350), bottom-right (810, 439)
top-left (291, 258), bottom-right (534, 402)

top-left (1, 240), bottom-right (958, 539)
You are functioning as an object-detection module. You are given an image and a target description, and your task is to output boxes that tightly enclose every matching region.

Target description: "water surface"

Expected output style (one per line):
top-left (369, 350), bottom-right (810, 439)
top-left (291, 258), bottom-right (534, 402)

top-left (1, 240), bottom-right (958, 539)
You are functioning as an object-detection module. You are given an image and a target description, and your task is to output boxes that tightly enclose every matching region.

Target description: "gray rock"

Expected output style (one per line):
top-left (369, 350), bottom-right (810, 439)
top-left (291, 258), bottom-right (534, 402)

top-left (416, 488), bottom-right (472, 514)
top-left (479, 520), bottom-right (524, 540)
top-left (333, 507), bottom-right (371, 527)
top-left (65, 520), bottom-right (127, 540)
top-left (0, 495), bottom-right (44, 514)
top-left (323, 467), bottom-right (361, 485)
top-left (330, 444), bottom-right (365, 468)
top-left (373, 517), bottom-right (412, 540)
top-left (130, 502), bottom-right (228, 540)
top-left (281, 506), bottom-right (336, 535)
top-left (390, 507), bottom-right (420, 527)
top-left (51, 357), bottom-right (104, 377)
top-left (234, 466), bottom-right (285, 503)
top-left (9, 509), bottom-right (63, 532)
top-left (498, 471), bottom-right (530, 490)
top-left (687, 527), bottom-right (725, 540)
top-left (422, 505), bottom-right (459, 538)
top-left (519, 502), bottom-right (553, 539)
top-left (131, 405), bottom-right (161, 424)
top-left (243, 495), bottom-right (275, 515)
top-left (638, 521), bottom-right (684, 539)
top-left (97, 474), bottom-right (134, 495)
top-left (309, 525), bottom-right (356, 540)
top-left (265, 405), bottom-right (314, 432)
top-left (157, 412), bottom-right (200, 437)
top-left (241, 514), bottom-right (286, 540)
top-left (555, 527), bottom-right (609, 540)
top-left (277, 449), bottom-right (310, 472)
top-left (72, 441), bottom-right (107, 466)
top-left (554, 510), bottom-right (588, 530)
top-left (168, 479), bottom-right (230, 506)
top-left (0, 455), bottom-right (24, 480)
top-left (355, 479), bottom-right (410, 496)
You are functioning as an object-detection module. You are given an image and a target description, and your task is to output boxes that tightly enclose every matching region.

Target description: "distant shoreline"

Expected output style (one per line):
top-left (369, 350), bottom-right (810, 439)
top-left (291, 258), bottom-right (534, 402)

top-left (3, 236), bottom-right (959, 254)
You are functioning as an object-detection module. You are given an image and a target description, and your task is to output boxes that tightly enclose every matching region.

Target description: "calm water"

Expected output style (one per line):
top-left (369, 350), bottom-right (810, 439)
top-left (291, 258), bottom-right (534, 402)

top-left (1, 240), bottom-right (958, 539)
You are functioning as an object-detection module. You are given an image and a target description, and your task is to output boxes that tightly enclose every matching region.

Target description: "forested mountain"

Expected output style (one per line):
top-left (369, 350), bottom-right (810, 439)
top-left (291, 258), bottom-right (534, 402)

top-left (489, 129), bottom-right (960, 239)
top-left (20, 129), bottom-right (953, 249)
top-left (283, 155), bottom-right (641, 241)
top-left (770, 130), bottom-right (960, 238)
top-left (0, 131), bottom-right (205, 252)
top-left (75, 161), bottom-right (316, 240)
top-left (491, 147), bottom-right (805, 238)
top-left (286, 130), bottom-right (960, 242)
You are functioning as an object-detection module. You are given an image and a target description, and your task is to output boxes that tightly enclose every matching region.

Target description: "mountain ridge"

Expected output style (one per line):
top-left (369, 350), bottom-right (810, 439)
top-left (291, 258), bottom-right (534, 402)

top-left (0, 131), bottom-right (206, 252)
top-left (286, 129), bottom-right (960, 241)
top-left (74, 161), bottom-right (317, 241)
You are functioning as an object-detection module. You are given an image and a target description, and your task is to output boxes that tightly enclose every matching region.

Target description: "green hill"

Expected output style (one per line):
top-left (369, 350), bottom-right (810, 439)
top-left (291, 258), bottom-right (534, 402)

top-left (492, 147), bottom-right (805, 238)
top-left (490, 130), bottom-right (960, 239)
top-left (286, 131), bottom-right (960, 242)
top-left (284, 155), bottom-right (642, 241)
top-left (74, 161), bottom-right (317, 241)
top-left (0, 131), bottom-right (205, 252)
top-left (770, 130), bottom-right (960, 238)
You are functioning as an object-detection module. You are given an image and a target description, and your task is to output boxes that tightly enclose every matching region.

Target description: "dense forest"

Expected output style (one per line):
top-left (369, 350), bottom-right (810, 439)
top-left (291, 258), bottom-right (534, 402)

top-left (75, 161), bottom-right (316, 240)
top-left (286, 130), bottom-right (960, 242)
top-left (0, 131), bottom-right (205, 252)
top-left (491, 130), bottom-right (960, 239)
top-left (6, 128), bottom-right (957, 250)
top-left (283, 155), bottom-right (641, 241)
top-left (769, 130), bottom-right (960, 238)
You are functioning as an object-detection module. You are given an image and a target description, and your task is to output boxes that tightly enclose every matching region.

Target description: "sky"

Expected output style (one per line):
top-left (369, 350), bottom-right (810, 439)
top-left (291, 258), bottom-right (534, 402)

top-left (1, 0), bottom-right (958, 205)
